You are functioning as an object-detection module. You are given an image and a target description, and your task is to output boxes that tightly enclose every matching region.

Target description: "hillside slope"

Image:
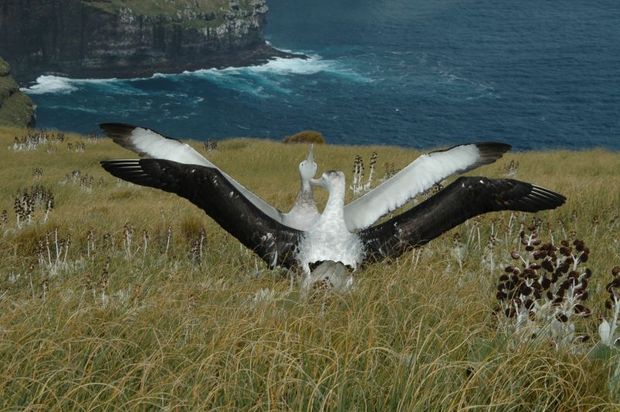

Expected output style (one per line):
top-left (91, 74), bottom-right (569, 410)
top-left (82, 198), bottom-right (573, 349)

top-left (0, 58), bottom-right (35, 127)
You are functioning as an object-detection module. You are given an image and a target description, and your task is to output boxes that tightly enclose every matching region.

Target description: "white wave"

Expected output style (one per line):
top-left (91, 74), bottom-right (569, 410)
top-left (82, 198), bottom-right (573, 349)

top-left (176, 54), bottom-right (371, 97)
top-left (181, 54), bottom-right (369, 80)
top-left (22, 51), bottom-right (370, 98)
top-left (22, 74), bottom-right (151, 96)
top-left (22, 75), bottom-right (79, 95)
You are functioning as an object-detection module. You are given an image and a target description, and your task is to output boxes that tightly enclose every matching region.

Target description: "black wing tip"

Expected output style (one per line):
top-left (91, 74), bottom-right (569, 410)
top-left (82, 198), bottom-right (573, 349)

top-left (100, 159), bottom-right (140, 173)
top-left (100, 159), bottom-right (138, 166)
top-left (475, 142), bottom-right (512, 155)
top-left (528, 185), bottom-right (567, 210)
top-left (474, 142), bottom-right (512, 165)
top-left (460, 176), bottom-right (566, 212)
top-left (99, 123), bottom-right (138, 135)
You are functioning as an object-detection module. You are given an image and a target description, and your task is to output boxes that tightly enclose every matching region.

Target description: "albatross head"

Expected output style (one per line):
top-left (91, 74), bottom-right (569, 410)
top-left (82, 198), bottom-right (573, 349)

top-left (310, 170), bottom-right (345, 191)
top-left (298, 145), bottom-right (318, 194)
top-left (299, 145), bottom-right (318, 182)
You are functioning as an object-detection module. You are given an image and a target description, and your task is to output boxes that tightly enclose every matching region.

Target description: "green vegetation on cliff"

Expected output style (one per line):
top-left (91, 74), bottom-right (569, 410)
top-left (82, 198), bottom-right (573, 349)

top-left (85, 0), bottom-right (260, 28)
top-left (1, 0), bottom-right (276, 81)
top-left (0, 58), bottom-right (34, 128)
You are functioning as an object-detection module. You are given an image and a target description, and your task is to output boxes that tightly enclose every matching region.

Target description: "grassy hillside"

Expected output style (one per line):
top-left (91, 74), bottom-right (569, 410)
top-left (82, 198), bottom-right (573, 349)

top-left (0, 58), bottom-right (34, 128)
top-left (0, 126), bottom-right (619, 409)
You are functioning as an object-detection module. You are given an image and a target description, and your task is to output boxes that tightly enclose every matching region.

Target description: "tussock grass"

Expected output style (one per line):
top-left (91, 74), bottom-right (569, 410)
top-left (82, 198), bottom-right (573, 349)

top-left (0, 126), bottom-right (619, 409)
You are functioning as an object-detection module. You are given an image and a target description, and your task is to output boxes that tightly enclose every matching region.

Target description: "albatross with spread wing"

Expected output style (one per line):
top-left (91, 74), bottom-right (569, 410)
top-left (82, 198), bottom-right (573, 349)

top-left (101, 159), bottom-right (566, 280)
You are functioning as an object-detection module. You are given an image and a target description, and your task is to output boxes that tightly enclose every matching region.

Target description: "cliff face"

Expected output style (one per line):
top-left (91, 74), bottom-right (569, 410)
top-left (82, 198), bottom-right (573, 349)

top-left (0, 58), bottom-right (35, 127)
top-left (0, 0), bottom-right (287, 82)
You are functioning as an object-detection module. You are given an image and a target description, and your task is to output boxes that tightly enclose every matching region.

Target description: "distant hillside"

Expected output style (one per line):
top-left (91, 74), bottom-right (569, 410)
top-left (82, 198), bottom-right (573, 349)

top-left (0, 58), bottom-right (35, 127)
top-left (0, 0), bottom-right (292, 82)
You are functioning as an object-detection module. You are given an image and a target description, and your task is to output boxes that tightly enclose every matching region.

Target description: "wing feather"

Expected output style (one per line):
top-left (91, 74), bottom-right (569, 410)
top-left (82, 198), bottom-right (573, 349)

top-left (100, 123), bottom-right (285, 223)
top-left (343, 143), bottom-right (511, 231)
top-left (360, 176), bottom-right (566, 263)
top-left (101, 159), bottom-right (302, 269)
top-left (100, 123), bottom-right (214, 166)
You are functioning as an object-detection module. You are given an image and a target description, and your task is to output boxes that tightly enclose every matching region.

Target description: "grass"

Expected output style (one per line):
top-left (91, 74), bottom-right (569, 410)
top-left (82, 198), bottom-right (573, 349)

top-left (0, 126), bottom-right (619, 409)
top-left (0, 58), bottom-right (10, 76)
top-left (0, 75), bottom-right (19, 100)
top-left (0, 93), bottom-right (35, 127)
top-left (0, 59), bottom-right (35, 127)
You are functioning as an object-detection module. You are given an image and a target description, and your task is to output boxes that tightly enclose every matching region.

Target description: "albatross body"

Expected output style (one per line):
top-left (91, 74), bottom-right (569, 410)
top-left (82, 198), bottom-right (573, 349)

top-left (101, 159), bottom-right (566, 280)
top-left (298, 171), bottom-right (363, 272)
top-left (100, 124), bottom-right (513, 231)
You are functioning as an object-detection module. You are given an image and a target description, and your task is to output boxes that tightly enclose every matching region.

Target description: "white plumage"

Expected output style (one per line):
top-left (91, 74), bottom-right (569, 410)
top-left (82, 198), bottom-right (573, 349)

top-left (100, 123), bottom-right (318, 230)
top-left (101, 124), bottom-right (511, 233)
top-left (343, 143), bottom-right (508, 230)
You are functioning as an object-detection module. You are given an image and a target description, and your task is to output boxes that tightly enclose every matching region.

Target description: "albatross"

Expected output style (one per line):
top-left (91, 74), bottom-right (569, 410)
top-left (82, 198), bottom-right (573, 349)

top-left (99, 123), bottom-right (318, 230)
top-left (100, 158), bottom-right (566, 278)
top-left (99, 123), bottom-right (512, 231)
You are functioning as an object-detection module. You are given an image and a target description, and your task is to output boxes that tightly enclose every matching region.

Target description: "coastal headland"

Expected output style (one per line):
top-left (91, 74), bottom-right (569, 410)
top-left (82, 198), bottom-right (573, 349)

top-left (0, 0), bottom-right (300, 83)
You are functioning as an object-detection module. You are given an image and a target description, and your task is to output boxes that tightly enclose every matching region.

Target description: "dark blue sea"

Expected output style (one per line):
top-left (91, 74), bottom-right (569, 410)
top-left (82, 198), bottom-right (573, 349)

top-left (24, 0), bottom-right (620, 150)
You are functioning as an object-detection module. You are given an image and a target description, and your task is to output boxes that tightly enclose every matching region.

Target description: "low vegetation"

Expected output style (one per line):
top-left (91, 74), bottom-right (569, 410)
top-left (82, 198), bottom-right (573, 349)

top-left (84, 0), bottom-right (247, 28)
top-left (0, 126), bottom-right (619, 409)
top-left (0, 58), bottom-right (35, 128)
top-left (283, 130), bottom-right (327, 144)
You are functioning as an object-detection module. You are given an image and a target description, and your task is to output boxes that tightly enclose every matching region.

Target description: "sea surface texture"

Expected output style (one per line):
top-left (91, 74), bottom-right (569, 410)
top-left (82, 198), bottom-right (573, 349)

top-left (24, 0), bottom-right (620, 150)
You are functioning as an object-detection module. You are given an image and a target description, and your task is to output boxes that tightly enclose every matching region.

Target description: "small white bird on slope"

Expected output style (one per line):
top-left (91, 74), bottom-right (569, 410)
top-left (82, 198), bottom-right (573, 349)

top-left (101, 159), bottom-right (566, 286)
top-left (99, 123), bottom-right (318, 230)
top-left (99, 123), bottom-right (512, 231)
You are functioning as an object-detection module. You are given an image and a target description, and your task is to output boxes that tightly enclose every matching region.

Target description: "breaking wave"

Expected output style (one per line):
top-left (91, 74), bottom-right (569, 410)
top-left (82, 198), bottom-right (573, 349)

top-left (24, 54), bottom-right (369, 98)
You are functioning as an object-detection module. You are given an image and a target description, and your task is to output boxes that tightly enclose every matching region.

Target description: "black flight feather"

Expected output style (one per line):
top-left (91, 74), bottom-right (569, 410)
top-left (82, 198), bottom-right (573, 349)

top-left (360, 176), bottom-right (566, 263)
top-left (101, 158), bottom-right (302, 269)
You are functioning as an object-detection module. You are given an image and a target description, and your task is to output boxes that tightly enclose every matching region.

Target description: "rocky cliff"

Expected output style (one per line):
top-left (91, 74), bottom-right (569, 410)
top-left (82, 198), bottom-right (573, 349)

top-left (0, 58), bottom-right (35, 127)
top-left (0, 0), bottom-right (291, 82)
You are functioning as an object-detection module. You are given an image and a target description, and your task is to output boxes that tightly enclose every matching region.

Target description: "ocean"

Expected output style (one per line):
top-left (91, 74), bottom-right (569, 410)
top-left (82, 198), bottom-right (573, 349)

top-left (23, 0), bottom-right (620, 150)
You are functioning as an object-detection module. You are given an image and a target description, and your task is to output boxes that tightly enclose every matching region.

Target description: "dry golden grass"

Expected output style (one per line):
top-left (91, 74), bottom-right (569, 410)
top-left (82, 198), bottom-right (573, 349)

top-left (0, 125), bottom-right (619, 410)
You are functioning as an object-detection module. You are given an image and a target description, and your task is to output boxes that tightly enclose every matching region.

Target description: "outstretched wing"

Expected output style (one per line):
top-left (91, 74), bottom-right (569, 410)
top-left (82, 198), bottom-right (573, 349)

top-left (100, 123), bottom-right (286, 223)
top-left (360, 176), bottom-right (566, 263)
top-left (343, 143), bottom-right (511, 231)
top-left (100, 123), bottom-right (215, 166)
top-left (101, 158), bottom-right (302, 269)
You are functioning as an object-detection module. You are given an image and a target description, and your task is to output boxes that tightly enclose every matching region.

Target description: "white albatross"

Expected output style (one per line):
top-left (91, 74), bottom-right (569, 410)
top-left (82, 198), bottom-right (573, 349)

top-left (100, 159), bottom-right (566, 284)
top-left (99, 123), bottom-right (513, 231)
top-left (99, 123), bottom-right (318, 230)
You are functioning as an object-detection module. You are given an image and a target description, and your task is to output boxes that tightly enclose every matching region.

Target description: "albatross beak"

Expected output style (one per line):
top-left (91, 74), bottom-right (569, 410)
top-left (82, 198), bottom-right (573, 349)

top-left (310, 177), bottom-right (325, 188)
top-left (306, 144), bottom-right (314, 164)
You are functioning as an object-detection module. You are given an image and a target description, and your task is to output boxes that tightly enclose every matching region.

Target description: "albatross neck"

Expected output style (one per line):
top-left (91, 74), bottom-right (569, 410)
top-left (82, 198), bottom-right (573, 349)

top-left (297, 177), bottom-right (315, 205)
top-left (324, 175), bottom-right (346, 218)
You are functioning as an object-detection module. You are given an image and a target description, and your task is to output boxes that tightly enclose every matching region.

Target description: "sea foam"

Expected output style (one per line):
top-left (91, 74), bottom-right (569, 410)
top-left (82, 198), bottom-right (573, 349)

top-left (22, 75), bottom-right (79, 95)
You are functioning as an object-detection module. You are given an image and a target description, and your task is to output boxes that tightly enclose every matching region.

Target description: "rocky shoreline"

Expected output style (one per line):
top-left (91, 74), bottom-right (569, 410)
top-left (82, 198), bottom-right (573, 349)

top-left (23, 43), bottom-right (303, 84)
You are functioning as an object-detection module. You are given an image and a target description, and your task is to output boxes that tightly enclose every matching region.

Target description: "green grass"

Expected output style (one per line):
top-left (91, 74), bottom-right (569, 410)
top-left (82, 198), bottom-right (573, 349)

top-left (0, 59), bottom-right (34, 127)
top-left (0, 57), bottom-right (10, 76)
top-left (0, 93), bottom-right (34, 127)
top-left (0, 75), bottom-right (19, 100)
top-left (0, 126), bottom-right (619, 409)
top-left (84, 0), bottom-right (240, 29)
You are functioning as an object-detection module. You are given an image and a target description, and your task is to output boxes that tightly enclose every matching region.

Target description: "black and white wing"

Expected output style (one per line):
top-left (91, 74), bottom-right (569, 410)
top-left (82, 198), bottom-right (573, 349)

top-left (100, 159), bottom-right (302, 269)
top-left (343, 143), bottom-right (511, 231)
top-left (360, 176), bottom-right (566, 263)
top-left (100, 123), bottom-right (215, 166)
top-left (100, 123), bottom-right (285, 223)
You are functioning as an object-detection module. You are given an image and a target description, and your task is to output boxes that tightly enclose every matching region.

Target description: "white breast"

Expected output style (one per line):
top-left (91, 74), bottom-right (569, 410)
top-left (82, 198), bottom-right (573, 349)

top-left (296, 204), bottom-right (364, 273)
